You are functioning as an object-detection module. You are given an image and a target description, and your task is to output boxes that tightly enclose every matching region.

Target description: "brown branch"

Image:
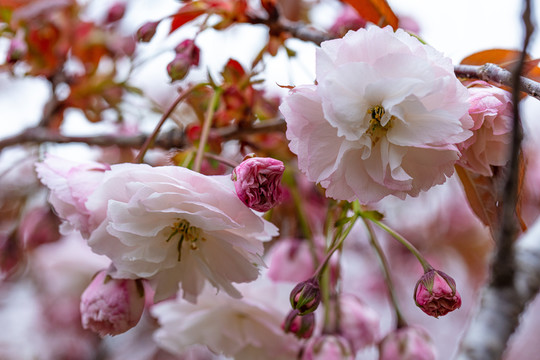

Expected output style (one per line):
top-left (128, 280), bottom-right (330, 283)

top-left (0, 119), bottom-right (287, 153)
top-left (454, 63), bottom-right (540, 101)
top-left (0, 127), bottom-right (187, 151)
top-left (247, 15), bottom-right (333, 46)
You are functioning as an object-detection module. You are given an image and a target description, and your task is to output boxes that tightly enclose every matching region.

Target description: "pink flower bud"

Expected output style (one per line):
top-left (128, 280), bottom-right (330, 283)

top-left (105, 2), bottom-right (126, 23)
top-left (379, 326), bottom-right (436, 360)
top-left (231, 156), bottom-right (285, 212)
top-left (167, 39), bottom-right (200, 82)
top-left (289, 277), bottom-right (321, 315)
top-left (414, 269), bottom-right (461, 318)
top-left (339, 294), bottom-right (379, 352)
top-left (80, 269), bottom-right (145, 336)
top-left (19, 206), bottom-right (61, 250)
top-left (6, 38), bottom-right (27, 63)
top-left (457, 80), bottom-right (513, 176)
top-left (302, 335), bottom-right (354, 360)
top-left (136, 21), bottom-right (159, 42)
top-left (282, 309), bottom-right (315, 339)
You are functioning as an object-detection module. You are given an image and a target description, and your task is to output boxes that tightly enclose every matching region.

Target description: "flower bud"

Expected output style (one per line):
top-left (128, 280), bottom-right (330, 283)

top-left (105, 2), bottom-right (126, 23)
top-left (339, 294), bottom-right (379, 352)
top-left (301, 335), bottom-right (354, 360)
top-left (19, 206), bottom-right (61, 250)
top-left (414, 269), bottom-right (461, 318)
top-left (167, 40), bottom-right (200, 82)
top-left (136, 21), bottom-right (159, 42)
top-left (289, 277), bottom-right (321, 315)
top-left (282, 309), bottom-right (315, 339)
top-left (231, 155), bottom-right (285, 212)
top-left (379, 326), bottom-right (436, 360)
top-left (6, 38), bottom-right (27, 63)
top-left (80, 269), bottom-right (145, 336)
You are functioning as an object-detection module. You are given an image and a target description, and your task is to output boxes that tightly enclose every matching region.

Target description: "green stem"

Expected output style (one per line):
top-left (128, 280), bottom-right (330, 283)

top-left (368, 217), bottom-right (432, 273)
top-left (362, 218), bottom-right (408, 329)
top-left (133, 84), bottom-right (199, 164)
top-left (193, 88), bottom-right (222, 172)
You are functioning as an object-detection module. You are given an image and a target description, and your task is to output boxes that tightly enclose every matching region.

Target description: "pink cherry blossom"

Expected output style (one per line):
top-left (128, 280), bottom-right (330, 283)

top-left (457, 80), bottom-right (513, 176)
top-left (232, 156), bottom-right (285, 212)
top-left (84, 163), bottom-right (278, 302)
top-left (35, 155), bottom-right (110, 237)
top-left (339, 294), bottom-right (379, 352)
top-left (80, 269), bottom-right (145, 336)
top-left (414, 269), bottom-right (462, 318)
top-left (280, 25), bottom-right (472, 203)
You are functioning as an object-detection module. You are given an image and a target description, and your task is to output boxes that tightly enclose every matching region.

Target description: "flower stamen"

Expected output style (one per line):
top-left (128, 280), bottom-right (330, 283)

top-left (366, 105), bottom-right (392, 144)
top-left (166, 219), bottom-right (203, 261)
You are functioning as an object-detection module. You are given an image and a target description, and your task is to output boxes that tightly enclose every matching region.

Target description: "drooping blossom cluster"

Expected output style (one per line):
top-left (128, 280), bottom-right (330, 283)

top-left (280, 25), bottom-right (473, 203)
top-left (37, 156), bottom-right (278, 302)
top-left (457, 80), bottom-right (514, 176)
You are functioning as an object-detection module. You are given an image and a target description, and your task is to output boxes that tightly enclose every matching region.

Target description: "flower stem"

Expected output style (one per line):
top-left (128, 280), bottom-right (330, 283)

top-left (193, 87), bottom-right (222, 172)
top-left (133, 84), bottom-right (199, 164)
top-left (368, 217), bottom-right (432, 273)
top-left (362, 218), bottom-right (408, 329)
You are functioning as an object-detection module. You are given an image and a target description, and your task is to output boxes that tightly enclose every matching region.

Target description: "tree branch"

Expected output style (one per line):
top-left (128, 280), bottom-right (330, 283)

top-left (0, 119), bottom-right (287, 153)
top-left (454, 63), bottom-right (540, 101)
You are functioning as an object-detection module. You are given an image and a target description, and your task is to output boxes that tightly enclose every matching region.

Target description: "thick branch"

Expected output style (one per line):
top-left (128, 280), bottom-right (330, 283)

top-left (454, 63), bottom-right (540, 101)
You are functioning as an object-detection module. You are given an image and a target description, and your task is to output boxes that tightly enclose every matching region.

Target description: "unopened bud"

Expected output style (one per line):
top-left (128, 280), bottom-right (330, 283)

top-left (301, 335), bottom-right (354, 360)
top-left (414, 269), bottom-right (461, 318)
top-left (231, 155), bottom-right (285, 212)
top-left (379, 326), bottom-right (436, 360)
top-left (282, 309), bottom-right (315, 339)
top-left (19, 206), bottom-right (61, 250)
top-left (289, 277), bottom-right (321, 315)
top-left (136, 21), bottom-right (159, 42)
top-left (80, 269), bottom-right (145, 336)
top-left (167, 40), bottom-right (200, 82)
top-left (105, 2), bottom-right (126, 23)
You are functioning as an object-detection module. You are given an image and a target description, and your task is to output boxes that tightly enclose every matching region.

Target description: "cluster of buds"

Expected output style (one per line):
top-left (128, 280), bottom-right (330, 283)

top-left (232, 155), bottom-right (285, 212)
top-left (414, 269), bottom-right (462, 318)
top-left (167, 39), bottom-right (200, 82)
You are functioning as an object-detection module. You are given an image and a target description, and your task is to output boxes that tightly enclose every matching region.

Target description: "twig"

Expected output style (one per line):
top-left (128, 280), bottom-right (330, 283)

top-left (454, 63), bottom-right (540, 101)
top-left (133, 85), bottom-right (198, 163)
top-left (247, 15), bottom-right (333, 46)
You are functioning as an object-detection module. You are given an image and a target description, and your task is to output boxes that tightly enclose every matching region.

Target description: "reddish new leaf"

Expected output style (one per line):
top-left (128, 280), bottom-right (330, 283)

top-left (461, 48), bottom-right (540, 75)
top-left (342, 0), bottom-right (398, 30)
top-left (170, 2), bottom-right (207, 33)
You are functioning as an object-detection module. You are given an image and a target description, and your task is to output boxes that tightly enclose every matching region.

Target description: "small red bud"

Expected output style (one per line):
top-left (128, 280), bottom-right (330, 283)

top-left (136, 21), bottom-right (159, 43)
top-left (289, 277), bottom-right (321, 315)
top-left (105, 2), bottom-right (126, 23)
top-left (282, 309), bottom-right (315, 339)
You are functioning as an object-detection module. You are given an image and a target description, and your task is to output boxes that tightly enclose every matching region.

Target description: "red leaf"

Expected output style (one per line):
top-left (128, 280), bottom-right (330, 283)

top-left (342, 0), bottom-right (398, 30)
top-left (170, 2), bottom-right (207, 33)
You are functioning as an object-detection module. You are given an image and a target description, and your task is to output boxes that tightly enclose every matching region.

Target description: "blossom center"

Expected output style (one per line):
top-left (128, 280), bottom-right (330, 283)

top-left (366, 105), bottom-right (392, 144)
top-left (166, 219), bottom-right (205, 261)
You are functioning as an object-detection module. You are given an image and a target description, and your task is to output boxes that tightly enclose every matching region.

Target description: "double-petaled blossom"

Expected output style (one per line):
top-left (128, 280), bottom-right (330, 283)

top-left (35, 155), bottom-right (110, 237)
top-left (80, 269), bottom-right (145, 336)
top-left (37, 157), bottom-right (278, 302)
top-left (379, 326), bottom-right (437, 360)
top-left (152, 281), bottom-right (301, 360)
top-left (414, 269), bottom-right (461, 318)
top-left (457, 80), bottom-right (513, 176)
top-left (232, 156), bottom-right (285, 212)
top-left (280, 25), bottom-right (472, 203)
